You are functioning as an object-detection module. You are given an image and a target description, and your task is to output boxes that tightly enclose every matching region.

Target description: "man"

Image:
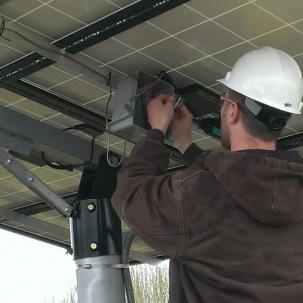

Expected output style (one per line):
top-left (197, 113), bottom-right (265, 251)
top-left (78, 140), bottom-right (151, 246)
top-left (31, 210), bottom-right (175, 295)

top-left (112, 47), bottom-right (303, 302)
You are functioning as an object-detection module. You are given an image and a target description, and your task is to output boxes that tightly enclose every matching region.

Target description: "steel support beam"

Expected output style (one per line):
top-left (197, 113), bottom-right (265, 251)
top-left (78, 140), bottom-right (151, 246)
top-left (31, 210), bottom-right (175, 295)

top-left (0, 106), bottom-right (109, 167)
top-left (0, 80), bottom-right (107, 133)
top-left (0, 206), bottom-right (69, 240)
top-left (0, 129), bottom-right (32, 156)
top-left (0, 223), bottom-right (71, 251)
top-left (0, 212), bottom-right (166, 264)
top-left (278, 132), bottom-right (303, 150)
top-left (0, 81), bottom-right (183, 163)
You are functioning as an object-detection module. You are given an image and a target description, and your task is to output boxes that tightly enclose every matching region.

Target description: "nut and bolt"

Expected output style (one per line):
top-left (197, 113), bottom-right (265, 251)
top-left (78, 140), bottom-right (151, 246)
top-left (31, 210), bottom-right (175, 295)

top-left (109, 155), bottom-right (120, 166)
top-left (87, 202), bottom-right (96, 212)
top-left (90, 242), bottom-right (98, 250)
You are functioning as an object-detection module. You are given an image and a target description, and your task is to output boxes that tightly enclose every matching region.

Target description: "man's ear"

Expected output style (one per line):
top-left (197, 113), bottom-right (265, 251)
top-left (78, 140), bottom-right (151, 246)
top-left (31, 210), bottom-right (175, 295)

top-left (229, 102), bottom-right (240, 124)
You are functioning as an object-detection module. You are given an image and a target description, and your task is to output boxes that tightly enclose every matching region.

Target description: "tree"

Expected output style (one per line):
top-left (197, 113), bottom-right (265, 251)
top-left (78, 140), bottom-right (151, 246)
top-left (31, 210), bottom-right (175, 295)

top-left (61, 287), bottom-right (77, 303)
top-left (44, 287), bottom-right (77, 303)
top-left (46, 262), bottom-right (169, 303)
top-left (130, 261), bottom-right (169, 303)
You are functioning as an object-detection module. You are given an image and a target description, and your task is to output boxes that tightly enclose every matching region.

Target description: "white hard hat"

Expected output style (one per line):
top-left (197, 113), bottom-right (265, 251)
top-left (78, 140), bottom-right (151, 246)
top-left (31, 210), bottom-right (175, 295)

top-left (218, 46), bottom-right (303, 114)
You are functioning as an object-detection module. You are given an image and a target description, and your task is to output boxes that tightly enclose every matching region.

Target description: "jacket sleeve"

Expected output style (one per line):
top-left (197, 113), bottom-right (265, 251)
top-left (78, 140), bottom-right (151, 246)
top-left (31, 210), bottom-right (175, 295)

top-left (111, 129), bottom-right (185, 257)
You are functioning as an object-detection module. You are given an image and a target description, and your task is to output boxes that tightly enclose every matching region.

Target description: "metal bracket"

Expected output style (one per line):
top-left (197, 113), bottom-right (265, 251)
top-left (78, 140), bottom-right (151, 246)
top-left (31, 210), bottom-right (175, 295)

top-left (77, 263), bottom-right (129, 269)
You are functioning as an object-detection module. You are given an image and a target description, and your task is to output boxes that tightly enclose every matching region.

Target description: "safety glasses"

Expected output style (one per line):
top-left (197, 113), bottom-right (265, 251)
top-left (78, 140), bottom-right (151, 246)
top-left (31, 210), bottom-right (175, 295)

top-left (219, 95), bottom-right (235, 104)
top-left (218, 95), bottom-right (233, 112)
top-left (218, 95), bottom-right (243, 112)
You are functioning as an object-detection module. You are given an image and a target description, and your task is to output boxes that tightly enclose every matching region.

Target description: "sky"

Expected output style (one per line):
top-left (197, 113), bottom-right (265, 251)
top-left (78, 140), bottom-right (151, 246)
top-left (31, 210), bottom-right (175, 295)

top-left (0, 229), bottom-right (76, 303)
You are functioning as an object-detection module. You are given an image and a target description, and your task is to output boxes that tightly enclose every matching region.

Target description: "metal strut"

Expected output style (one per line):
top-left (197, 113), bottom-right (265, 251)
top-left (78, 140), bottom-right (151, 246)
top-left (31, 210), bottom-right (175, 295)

top-left (0, 147), bottom-right (73, 217)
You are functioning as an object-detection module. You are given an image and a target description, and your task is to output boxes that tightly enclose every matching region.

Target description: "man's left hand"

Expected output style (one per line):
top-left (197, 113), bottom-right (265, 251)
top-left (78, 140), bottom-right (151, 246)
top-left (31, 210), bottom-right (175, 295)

top-left (147, 94), bottom-right (176, 135)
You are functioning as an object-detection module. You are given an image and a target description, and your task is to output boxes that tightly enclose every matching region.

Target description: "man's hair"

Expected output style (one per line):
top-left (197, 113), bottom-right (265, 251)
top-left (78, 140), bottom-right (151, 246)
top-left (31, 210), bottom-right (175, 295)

top-left (228, 89), bottom-right (291, 141)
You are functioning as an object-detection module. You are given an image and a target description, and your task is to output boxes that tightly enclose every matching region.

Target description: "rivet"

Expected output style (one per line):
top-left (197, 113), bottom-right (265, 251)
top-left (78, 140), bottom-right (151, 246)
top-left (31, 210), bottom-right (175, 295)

top-left (109, 155), bottom-right (120, 166)
top-left (90, 242), bottom-right (98, 250)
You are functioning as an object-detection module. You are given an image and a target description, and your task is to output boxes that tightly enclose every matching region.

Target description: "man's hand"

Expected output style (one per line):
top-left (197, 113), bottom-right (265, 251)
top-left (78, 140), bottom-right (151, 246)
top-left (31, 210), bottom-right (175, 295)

top-left (147, 94), bottom-right (175, 135)
top-left (170, 105), bottom-right (193, 153)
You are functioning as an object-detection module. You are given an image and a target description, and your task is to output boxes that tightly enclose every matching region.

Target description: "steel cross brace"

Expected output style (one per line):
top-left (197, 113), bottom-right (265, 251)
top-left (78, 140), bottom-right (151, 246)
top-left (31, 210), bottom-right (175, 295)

top-left (0, 147), bottom-right (73, 217)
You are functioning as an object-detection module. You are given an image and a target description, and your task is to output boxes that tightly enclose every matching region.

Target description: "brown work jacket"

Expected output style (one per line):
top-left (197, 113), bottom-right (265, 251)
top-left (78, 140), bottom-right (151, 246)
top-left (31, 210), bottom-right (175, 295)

top-left (112, 129), bottom-right (303, 303)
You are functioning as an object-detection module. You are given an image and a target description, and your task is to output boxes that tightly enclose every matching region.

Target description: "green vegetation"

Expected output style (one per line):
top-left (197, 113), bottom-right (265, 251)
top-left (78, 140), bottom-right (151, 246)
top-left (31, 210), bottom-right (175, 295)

top-left (47, 262), bottom-right (169, 303)
top-left (45, 287), bottom-right (77, 303)
top-left (130, 262), bottom-right (169, 303)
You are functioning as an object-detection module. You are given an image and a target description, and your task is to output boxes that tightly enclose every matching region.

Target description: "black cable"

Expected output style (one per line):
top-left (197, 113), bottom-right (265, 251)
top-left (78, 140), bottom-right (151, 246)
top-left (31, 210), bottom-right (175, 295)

top-left (89, 135), bottom-right (95, 163)
top-left (122, 232), bottom-right (136, 303)
top-left (41, 151), bottom-right (74, 171)
top-left (41, 134), bottom-right (96, 171)
top-left (105, 83), bottom-right (113, 122)
top-left (106, 71), bottom-right (112, 87)
top-left (105, 83), bottom-right (126, 167)
top-left (135, 70), bottom-right (165, 99)
top-left (63, 123), bottom-right (87, 131)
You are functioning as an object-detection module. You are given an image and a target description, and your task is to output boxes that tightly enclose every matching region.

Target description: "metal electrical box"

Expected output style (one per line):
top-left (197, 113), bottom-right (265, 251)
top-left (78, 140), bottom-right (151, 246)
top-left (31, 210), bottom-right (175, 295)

top-left (108, 72), bottom-right (175, 143)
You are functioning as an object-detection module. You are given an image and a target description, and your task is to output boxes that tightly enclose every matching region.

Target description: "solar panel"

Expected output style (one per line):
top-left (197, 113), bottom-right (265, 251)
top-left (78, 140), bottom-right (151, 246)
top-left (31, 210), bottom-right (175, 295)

top-left (0, 0), bottom-right (302, 262)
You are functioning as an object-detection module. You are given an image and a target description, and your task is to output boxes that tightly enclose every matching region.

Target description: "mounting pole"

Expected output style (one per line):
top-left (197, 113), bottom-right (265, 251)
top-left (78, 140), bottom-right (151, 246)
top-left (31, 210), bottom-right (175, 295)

top-left (70, 154), bottom-right (126, 303)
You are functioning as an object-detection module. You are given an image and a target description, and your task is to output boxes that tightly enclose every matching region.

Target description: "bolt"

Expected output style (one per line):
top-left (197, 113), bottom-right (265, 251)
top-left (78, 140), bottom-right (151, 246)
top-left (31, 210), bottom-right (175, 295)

top-left (109, 155), bottom-right (120, 166)
top-left (90, 242), bottom-right (98, 250)
top-left (28, 177), bottom-right (34, 183)
top-left (78, 264), bottom-right (91, 269)
top-left (87, 202), bottom-right (96, 212)
top-left (7, 159), bottom-right (13, 165)
top-left (124, 104), bottom-right (134, 114)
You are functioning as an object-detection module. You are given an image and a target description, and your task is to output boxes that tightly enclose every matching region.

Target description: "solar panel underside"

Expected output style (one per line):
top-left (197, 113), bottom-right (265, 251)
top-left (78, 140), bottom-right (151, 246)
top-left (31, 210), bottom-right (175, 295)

top-left (0, 0), bottom-right (302, 259)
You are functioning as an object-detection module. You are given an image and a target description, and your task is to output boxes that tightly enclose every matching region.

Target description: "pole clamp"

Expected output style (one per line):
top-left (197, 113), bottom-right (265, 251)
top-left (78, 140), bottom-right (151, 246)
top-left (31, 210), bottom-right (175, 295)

top-left (77, 263), bottom-right (129, 270)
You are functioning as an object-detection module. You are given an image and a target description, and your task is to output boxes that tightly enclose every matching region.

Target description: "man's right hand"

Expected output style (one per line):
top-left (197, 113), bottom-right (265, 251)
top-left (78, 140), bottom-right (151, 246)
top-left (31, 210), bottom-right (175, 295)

top-left (170, 104), bottom-right (193, 154)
